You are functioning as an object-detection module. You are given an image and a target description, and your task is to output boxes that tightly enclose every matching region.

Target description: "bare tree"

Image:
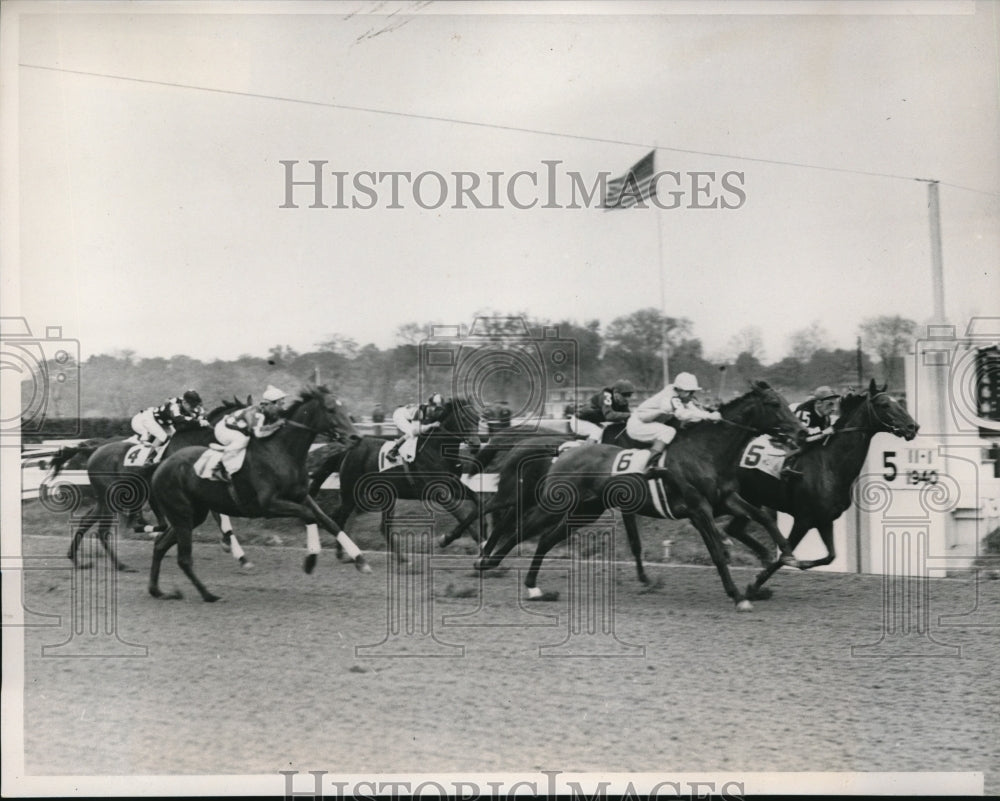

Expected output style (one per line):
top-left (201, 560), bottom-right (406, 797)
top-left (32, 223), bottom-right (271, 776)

top-left (859, 315), bottom-right (918, 387)
top-left (788, 322), bottom-right (832, 363)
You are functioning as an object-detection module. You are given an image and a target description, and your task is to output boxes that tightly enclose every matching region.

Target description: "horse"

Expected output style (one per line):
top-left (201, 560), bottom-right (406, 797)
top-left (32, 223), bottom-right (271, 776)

top-left (439, 417), bottom-right (647, 551)
top-left (724, 380), bottom-right (919, 596)
top-left (313, 397), bottom-right (483, 563)
top-left (475, 381), bottom-right (807, 611)
top-left (148, 385), bottom-right (363, 602)
top-left (47, 397), bottom-right (250, 572)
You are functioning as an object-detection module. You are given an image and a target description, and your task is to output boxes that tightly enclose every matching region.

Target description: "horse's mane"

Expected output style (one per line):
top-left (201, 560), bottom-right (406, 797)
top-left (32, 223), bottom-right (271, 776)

top-left (718, 380), bottom-right (773, 414)
top-left (833, 391), bottom-right (866, 428)
top-left (283, 384), bottom-right (333, 416)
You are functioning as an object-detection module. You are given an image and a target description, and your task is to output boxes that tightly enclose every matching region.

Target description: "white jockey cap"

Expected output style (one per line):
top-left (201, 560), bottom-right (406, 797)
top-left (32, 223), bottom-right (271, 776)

top-left (672, 372), bottom-right (703, 392)
top-left (262, 385), bottom-right (287, 402)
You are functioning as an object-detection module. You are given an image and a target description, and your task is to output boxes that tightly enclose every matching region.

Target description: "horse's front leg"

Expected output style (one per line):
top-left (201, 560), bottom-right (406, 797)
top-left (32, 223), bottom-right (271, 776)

top-left (745, 518), bottom-right (815, 599)
top-left (789, 520), bottom-right (833, 570)
top-left (723, 493), bottom-right (800, 567)
top-left (265, 496), bottom-right (372, 574)
top-left (441, 486), bottom-right (485, 549)
top-left (688, 501), bottom-right (753, 611)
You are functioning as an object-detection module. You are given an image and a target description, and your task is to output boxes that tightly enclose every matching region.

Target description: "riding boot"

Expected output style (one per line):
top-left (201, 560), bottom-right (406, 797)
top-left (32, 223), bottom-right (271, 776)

top-left (144, 444), bottom-right (161, 465)
top-left (386, 435), bottom-right (405, 461)
top-left (643, 442), bottom-right (668, 479)
top-left (781, 463), bottom-right (804, 480)
top-left (212, 461), bottom-right (231, 483)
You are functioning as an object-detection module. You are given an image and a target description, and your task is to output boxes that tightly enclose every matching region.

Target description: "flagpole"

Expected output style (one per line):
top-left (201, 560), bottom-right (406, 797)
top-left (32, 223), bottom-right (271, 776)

top-left (654, 146), bottom-right (669, 385)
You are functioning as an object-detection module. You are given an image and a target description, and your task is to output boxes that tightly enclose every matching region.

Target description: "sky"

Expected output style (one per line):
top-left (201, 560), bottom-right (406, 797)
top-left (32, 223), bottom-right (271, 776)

top-left (5, 0), bottom-right (999, 367)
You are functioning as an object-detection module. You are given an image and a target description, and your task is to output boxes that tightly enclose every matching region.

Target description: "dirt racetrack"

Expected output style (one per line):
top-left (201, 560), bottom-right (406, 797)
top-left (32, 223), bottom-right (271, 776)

top-left (13, 532), bottom-right (1000, 794)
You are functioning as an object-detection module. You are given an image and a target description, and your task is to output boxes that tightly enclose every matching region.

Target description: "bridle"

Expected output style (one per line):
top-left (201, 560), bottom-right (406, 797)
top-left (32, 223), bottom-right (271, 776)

top-left (281, 401), bottom-right (354, 442)
top-left (716, 395), bottom-right (801, 443)
top-left (828, 392), bottom-right (909, 438)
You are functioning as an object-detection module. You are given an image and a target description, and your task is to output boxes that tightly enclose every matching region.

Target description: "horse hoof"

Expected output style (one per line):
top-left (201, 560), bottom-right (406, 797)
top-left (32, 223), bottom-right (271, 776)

top-left (335, 549), bottom-right (350, 563)
top-left (220, 539), bottom-right (232, 553)
top-left (203, 594), bottom-right (221, 603)
top-left (735, 599), bottom-right (754, 612)
top-left (527, 588), bottom-right (559, 602)
top-left (117, 564), bottom-right (137, 573)
top-left (304, 554), bottom-right (318, 574)
top-left (239, 559), bottom-right (255, 571)
top-left (747, 585), bottom-right (773, 601)
top-left (779, 554), bottom-right (800, 568)
top-left (354, 556), bottom-right (373, 574)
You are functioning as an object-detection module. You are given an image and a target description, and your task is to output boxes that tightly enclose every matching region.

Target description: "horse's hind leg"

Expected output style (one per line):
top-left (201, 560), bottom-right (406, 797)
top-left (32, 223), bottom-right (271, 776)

top-left (723, 515), bottom-right (773, 567)
top-left (95, 512), bottom-right (135, 572)
top-left (175, 522), bottom-right (220, 603)
top-left (67, 505), bottom-right (100, 568)
top-left (214, 511), bottom-right (252, 570)
top-left (523, 512), bottom-right (571, 600)
top-left (621, 512), bottom-right (648, 585)
top-left (149, 526), bottom-right (182, 600)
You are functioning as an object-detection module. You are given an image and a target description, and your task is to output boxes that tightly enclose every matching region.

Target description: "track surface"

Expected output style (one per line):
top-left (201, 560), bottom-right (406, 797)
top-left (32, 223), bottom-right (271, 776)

top-left (14, 534), bottom-right (1000, 792)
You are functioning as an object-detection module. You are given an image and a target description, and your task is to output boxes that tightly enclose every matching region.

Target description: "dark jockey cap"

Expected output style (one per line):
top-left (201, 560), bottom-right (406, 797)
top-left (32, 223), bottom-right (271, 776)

top-left (183, 389), bottom-right (203, 407)
top-left (612, 379), bottom-right (636, 395)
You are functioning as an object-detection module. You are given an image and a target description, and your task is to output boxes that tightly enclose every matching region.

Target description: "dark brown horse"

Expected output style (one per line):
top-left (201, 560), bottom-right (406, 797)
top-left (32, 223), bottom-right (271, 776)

top-left (440, 422), bottom-right (636, 551)
top-left (313, 397), bottom-right (483, 562)
top-left (475, 381), bottom-right (807, 611)
top-left (724, 380), bottom-right (919, 596)
top-left (47, 398), bottom-right (248, 571)
top-left (148, 386), bottom-right (362, 602)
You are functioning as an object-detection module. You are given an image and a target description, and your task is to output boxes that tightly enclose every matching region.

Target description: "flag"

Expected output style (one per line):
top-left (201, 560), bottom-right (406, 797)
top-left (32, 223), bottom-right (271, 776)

top-left (602, 149), bottom-right (656, 210)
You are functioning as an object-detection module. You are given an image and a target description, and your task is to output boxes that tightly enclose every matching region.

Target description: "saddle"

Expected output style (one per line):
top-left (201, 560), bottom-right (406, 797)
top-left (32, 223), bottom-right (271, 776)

top-left (378, 438), bottom-right (418, 472)
top-left (194, 444), bottom-right (248, 481)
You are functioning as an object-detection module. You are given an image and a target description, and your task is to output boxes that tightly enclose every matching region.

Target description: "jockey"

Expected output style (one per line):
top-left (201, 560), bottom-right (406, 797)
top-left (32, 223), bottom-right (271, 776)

top-left (781, 386), bottom-right (841, 479)
top-left (212, 385), bottom-right (287, 481)
top-left (570, 379), bottom-right (636, 443)
top-left (131, 390), bottom-right (207, 463)
top-left (626, 372), bottom-right (721, 476)
top-left (387, 394), bottom-right (443, 461)
top-left (794, 385), bottom-right (840, 439)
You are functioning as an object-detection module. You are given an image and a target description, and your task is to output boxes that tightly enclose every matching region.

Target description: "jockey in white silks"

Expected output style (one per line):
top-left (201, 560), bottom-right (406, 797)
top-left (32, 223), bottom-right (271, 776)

top-left (626, 372), bottom-right (721, 477)
top-left (387, 394), bottom-right (443, 463)
top-left (212, 385), bottom-right (287, 481)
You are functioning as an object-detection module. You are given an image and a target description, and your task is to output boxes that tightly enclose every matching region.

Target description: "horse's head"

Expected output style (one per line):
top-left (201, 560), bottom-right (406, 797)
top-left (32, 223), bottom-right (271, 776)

top-left (843, 379), bottom-right (919, 440)
top-left (283, 385), bottom-right (361, 445)
top-left (436, 396), bottom-right (482, 451)
top-left (723, 380), bottom-right (807, 446)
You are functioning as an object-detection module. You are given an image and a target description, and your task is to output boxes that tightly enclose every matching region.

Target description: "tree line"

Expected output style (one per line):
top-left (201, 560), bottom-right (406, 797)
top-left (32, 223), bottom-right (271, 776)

top-left (25, 311), bottom-right (917, 427)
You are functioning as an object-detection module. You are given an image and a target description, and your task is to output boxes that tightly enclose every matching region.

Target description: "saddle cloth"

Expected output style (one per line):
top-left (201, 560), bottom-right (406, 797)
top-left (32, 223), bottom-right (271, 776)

top-left (194, 444), bottom-right (248, 481)
top-left (610, 448), bottom-right (675, 519)
top-left (377, 439), bottom-right (417, 472)
top-left (738, 435), bottom-right (787, 479)
top-left (123, 441), bottom-right (164, 468)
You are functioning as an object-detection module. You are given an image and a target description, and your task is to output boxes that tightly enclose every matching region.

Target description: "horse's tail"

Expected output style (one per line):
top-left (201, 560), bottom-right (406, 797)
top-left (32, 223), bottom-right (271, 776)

top-left (48, 443), bottom-right (98, 477)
